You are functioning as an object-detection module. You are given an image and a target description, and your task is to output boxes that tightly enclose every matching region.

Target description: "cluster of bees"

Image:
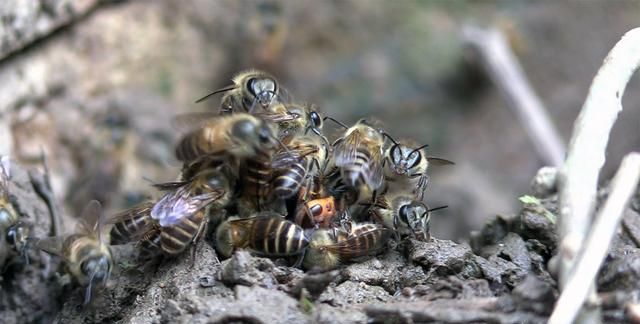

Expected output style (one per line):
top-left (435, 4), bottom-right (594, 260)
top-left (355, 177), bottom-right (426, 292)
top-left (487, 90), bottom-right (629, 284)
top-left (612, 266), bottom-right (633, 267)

top-left (0, 70), bottom-right (451, 304)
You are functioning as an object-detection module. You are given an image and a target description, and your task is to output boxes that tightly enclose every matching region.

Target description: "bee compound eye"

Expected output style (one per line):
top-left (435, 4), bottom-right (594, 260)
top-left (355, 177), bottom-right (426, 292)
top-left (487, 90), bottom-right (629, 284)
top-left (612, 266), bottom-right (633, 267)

top-left (310, 112), bottom-right (322, 127)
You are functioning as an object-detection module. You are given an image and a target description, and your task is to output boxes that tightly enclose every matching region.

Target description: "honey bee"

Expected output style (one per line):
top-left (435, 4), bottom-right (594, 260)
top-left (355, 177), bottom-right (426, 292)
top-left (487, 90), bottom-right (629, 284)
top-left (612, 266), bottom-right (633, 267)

top-left (215, 213), bottom-right (310, 265)
top-left (271, 135), bottom-right (329, 199)
top-left (109, 165), bottom-right (233, 259)
top-left (303, 223), bottom-right (391, 270)
top-left (367, 190), bottom-right (447, 241)
top-left (294, 196), bottom-right (337, 229)
top-left (195, 70), bottom-right (285, 114)
top-left (333, 120), bottom-right (386, 193)
top-left (35, 200), bottom-right (112, 304)
top-left (174, 112), bottom-right (279, 164)
top-left (259, 103), bottom-right (325, 140)
top-left (384, 137), bottom-right (454, 200)
top-left (0, 156), bottom-right (30, 269)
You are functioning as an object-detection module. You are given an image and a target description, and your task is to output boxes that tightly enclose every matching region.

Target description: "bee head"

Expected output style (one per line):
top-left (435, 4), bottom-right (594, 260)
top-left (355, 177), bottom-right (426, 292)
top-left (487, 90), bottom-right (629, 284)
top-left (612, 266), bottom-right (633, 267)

top-left (81, 254), bottom-right (111, 305)
top-left (398, 201), bottom-right (430, 237)
top-left (247, 77), bottom-right (277, 108)
top-left (232, 118), bottom-right (277, 152)
top-left (390, 145), bottom-right (421, 175)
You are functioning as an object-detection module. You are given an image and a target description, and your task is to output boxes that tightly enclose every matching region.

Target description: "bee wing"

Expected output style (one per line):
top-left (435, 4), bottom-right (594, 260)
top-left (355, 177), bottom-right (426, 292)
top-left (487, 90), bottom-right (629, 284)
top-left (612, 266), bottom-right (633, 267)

top-left (334, 129), bottom-right (362, 167)
top-left (76, 200), bottom-right (103, 239)
top-left (324, 228), bottom-right (391, 261)
top-left (271, 145), bottom-right (318, 169)
top-left (366, 148), bottom-right (385, 190)
top-left (427, 157), bottom-right (455, 166)
top-left (0, 156), bottom-right (9, 197)
top-left (33, 236), bottom-right (66, 258)
top-left (255, 111), bottom-right (299, 123)
top-left (151, 186), bottom-right (223, 227)
top-left (152, 180), bottom-right (190, 191)
top-left (171, 112), bottom-right (220, 133)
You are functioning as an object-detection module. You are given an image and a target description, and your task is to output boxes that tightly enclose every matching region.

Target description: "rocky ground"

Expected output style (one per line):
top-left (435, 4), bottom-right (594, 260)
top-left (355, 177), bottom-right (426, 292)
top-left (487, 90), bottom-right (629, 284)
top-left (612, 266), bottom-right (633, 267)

top-left (2, 1), bottom-right (640, 323)
top-left (3, 159), bottom-right (640, 323)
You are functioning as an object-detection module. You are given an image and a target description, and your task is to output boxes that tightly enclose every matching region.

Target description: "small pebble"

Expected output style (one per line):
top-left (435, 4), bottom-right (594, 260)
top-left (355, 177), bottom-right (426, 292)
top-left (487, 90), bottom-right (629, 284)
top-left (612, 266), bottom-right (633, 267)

top-left (199, 276), bottom-right (216, 287)
top-left (159, 282), bottom-right (166, 288)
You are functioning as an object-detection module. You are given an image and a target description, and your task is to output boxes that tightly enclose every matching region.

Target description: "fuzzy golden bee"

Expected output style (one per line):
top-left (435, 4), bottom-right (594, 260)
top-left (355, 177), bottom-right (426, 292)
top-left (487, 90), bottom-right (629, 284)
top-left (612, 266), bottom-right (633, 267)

top-left (367, 190), bottom-right (447, 241)
top-left (35, 201), bottom-right (112, 304)
top-left (196, 70), bottom-right (286, 114)
top-left (333, 120), bottom-right (386, 193)
top-left (383, 137), bottom-right (453, 200)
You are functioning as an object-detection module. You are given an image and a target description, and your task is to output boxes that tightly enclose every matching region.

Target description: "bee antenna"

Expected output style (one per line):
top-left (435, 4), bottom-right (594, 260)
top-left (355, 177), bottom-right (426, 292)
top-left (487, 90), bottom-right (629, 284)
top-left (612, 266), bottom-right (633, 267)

top-left (381, 132), bottom-right (398, 145)
top-left (323, 117), bottom-right (348, 130)
top-left (409, 144), bottom-right (429, 156)
top-left (194, 85), bottom-right (236, 103)
top-left (428, 205), bottom-right (448, 213)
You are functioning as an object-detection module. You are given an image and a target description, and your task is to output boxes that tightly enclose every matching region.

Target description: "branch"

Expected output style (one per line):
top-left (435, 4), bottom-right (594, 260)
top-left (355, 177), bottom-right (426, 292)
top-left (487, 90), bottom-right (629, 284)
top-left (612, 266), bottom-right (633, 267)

top-left (557, 27), bottom-right (640, 293)
top-left (550, 152), bottom-right (640, 324)
top-left (462, 25), bottom-right (566, 167)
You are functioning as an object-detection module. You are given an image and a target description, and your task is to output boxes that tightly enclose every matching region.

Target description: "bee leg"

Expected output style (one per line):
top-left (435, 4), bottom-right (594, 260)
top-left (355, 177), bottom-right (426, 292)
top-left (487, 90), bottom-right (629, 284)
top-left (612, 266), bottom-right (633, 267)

top-left (29, 149), bottom-right (62, 237)
top-left (190, 221), bottom-right (208, 266)
top-left (413, 173), bottom-right (430, 201)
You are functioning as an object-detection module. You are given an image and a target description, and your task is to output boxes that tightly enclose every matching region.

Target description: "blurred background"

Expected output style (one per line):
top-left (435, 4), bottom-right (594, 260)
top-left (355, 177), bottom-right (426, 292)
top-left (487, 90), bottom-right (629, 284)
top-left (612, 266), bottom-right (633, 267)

top-left (0, 1), bottom-right (639, 241)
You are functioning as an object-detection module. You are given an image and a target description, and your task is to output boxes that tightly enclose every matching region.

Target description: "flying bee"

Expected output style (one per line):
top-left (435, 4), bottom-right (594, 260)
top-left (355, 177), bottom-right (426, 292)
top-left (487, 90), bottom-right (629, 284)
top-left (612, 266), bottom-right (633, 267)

top-left (215, 213), bottom-right (309, 266)
top-left (333, 120), bottom-right (386, 193)
top-left (35, 200), bottom-right (112, 305)
top-left (303, 223), bottom-right (391, 271)
top-left (366, 190), bottom-right (447, 241)
top-left (174, 112), bottom-right (279, 164)
top-left (383, 136), bottom-right (454, 200)
top-left (0, 156), bottom-right (30, 269)
top-left (195, 69), bottom-right (286, 114)
top-left (109, 166), bottom-right (233, 259)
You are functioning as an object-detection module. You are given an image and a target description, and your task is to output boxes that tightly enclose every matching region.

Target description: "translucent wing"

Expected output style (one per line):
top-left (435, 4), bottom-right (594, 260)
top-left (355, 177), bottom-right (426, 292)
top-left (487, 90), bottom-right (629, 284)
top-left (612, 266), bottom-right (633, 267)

top-left (33, 236), bottom-right (66, 258)
top-left (254, 110), bottom-right (299, 123)
top-left (171, 112), bottom-right (220, 133)
top-left (152, 180), bottom-right (190, 191)
top-left (77, 200), bottom-right (102, 240)
top-left (0, 156), bottom-right (9, 197)
top-left (334, 128), bottom-right (362, 167)
top-left (270, 144), bottom-right (318, 170)
top-left (151, 186), bottom-right (223, 227)
top-left (365, 148), bottom-right (385, 190)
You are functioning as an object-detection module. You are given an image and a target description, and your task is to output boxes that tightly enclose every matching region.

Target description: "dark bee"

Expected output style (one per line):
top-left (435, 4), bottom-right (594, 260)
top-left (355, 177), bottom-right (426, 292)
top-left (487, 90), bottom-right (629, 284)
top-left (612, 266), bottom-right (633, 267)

top-left (303, 223), bottom-right (390, 270)
top-left (215, 213), bottom-right (309, 262)
top-left (35, 201), bottom-right (112, 304)
top-left (0, 156), bottom-right (30, 269)
top-left (195, 70), bottom-right (286, 114)
top-left (109, 166), bottom-right (233, 259)
top-left (384, 137), bottom-right (453, 200)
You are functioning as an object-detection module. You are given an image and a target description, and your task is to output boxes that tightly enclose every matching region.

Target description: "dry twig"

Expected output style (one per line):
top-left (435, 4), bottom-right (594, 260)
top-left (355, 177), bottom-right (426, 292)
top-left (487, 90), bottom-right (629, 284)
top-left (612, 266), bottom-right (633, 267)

top-left (552, 27), bottom-right (640, 323)
top-left (463, 25), bottom-right (565, 167)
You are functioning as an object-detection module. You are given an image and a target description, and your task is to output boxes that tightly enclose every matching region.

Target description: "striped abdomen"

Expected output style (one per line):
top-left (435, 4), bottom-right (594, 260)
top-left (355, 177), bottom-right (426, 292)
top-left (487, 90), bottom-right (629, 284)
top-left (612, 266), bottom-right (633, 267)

top-left (242, 150), bottom-right (273, 210)
top-left (110, 202), bottom-right (154, 245)
top-left (175, 127), bottom-right (221, 162)
top-left (271, 159), bottom-right (308, 199)
top-left (335, 224), bottom-right (387, 260)
top-left (139, 229), bottom-right (162, 261)
top-left (249, 217), bottom-right (308, 256)
top-left (160, 209), bottom-right (206, 255)
top-left (341, 148), bottom-right (373, 188)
